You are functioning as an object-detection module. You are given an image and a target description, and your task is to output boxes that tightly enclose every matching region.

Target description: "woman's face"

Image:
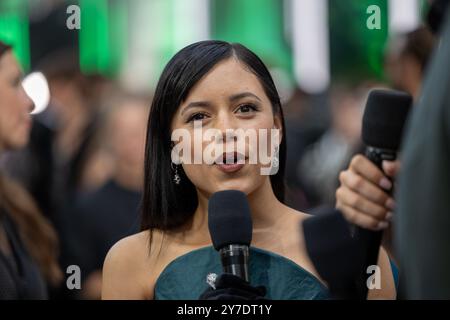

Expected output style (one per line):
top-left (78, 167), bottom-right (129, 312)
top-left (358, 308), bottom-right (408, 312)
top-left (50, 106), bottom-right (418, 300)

top-left (0, 51), bottom-right (33, 151)
top-left (170, 57), bottom-right (282, 198)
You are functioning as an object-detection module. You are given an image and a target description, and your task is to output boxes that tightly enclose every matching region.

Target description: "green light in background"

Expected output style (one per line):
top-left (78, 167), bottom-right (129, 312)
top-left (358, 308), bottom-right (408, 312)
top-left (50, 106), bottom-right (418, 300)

top-left (79, 0), bottom-right (109, 74)
top-left (151, 0), bottom-right (175, 74)
top-left (211, 0), bottom-right (292, 79)
top-left (109, 0), bottom-right (128, 76)
top-left (79, 0), bottom-right (127, 76)
top-left (419, 0), bottom-right (430, 22)
top-left (133, 0), bottom-right (209, 86)
top-left (0, 0), bottom-right (30, 71)
top-left (329, 0), bottom-right (389, 83)
top-left (365, 0), bottom-right (389, 79)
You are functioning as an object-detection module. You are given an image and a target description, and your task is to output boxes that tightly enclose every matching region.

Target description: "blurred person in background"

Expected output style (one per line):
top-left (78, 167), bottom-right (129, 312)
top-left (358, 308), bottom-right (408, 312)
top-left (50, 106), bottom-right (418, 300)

top-left (39, 50), bottom-right (113, 201)
top-left (68, 95), bottom-right (149, 299)
top-left (0, 41), bottom-right (61, 299)
top-left (385, 26), bottom-right (435, 100)
top-left (298, 84), bottom-right (369, 208)
top-left (3, 49), bottom-right (113, 221)
top-left (283, 88), bottom-right (328, 211)
top-left (3, 49), bottom-right (115, 299)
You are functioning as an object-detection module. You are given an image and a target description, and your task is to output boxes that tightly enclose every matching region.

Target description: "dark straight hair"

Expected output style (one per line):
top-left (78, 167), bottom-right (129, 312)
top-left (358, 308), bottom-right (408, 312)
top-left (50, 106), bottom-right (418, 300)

top-left (141, 40), bottom-right (287, 244)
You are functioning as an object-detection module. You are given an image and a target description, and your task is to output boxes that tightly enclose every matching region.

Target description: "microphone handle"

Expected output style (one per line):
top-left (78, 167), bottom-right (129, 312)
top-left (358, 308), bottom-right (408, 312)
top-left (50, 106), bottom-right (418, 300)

top-left (219, 244), bottom-right (250, 282)
top-left (354, 147), bottom-right (396, 299)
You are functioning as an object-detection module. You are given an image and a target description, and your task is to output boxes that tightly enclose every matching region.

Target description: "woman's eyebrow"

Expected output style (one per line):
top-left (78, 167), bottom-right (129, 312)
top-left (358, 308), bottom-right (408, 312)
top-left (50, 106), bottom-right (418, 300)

top-left (229, 92), bottom-right (261, 103)
top-left (180, 92), bottom-right (261, 116)
top-left (181, 101), bottom-right (212, 115)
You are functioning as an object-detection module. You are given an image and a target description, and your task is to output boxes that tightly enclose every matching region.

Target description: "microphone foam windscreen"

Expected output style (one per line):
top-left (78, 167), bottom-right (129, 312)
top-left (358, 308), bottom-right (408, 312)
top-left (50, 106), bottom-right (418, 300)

top-left (303, 209), bottom-right (362, 284)
top-left (208, 190), bottom-right (253, 251)
top-left (362, 89), bottom-right (413, 150)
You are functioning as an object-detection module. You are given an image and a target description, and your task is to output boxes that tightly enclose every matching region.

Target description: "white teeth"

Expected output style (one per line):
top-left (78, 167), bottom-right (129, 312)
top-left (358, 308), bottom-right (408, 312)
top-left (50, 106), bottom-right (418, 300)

top-left (224, 155), bottom-right (235, 164)
top-left (215, 153), bottom-right (245, 164)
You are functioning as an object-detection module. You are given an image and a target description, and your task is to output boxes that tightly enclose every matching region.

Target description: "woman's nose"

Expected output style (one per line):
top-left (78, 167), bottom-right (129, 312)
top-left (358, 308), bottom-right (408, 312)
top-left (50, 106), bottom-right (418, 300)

top-left (214, 112), bottom-right (238, 143)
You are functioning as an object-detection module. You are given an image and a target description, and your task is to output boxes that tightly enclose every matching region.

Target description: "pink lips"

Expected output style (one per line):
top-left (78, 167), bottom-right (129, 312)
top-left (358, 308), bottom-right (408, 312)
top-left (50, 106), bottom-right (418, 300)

top-left (214, 152), bottom-right (247, 173)
top-left (215, 162), bottom-right (245, 173)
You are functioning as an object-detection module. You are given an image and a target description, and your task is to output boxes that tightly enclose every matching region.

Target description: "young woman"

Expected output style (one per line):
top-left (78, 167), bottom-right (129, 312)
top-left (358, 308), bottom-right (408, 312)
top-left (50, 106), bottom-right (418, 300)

top-left (102, 40), bottom-right (396, 300)
top-left (0, 41), bottom-right (61, 299)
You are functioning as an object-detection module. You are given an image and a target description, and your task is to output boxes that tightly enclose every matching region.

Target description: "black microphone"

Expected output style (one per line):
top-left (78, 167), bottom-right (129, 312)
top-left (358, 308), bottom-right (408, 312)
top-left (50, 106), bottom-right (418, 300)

top-left (355, 89), bottom-right (412, 298)
top-left (208, 190), bottom-right (252, 282)
top-left (303, 208), bottom-right (363, 299)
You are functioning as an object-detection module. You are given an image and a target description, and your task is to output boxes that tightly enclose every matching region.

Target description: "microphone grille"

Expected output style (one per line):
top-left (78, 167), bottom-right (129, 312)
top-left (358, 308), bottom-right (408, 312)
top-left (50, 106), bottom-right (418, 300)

top-left (208, 190), bottom-right (252, 251)
top-left (362, 89), bottom-right (413, 150)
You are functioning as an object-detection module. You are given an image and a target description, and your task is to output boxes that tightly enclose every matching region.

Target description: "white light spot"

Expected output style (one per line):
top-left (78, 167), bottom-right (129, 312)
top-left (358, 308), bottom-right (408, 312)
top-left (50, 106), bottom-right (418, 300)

top-left (22, 72), bottom-right (50, 115)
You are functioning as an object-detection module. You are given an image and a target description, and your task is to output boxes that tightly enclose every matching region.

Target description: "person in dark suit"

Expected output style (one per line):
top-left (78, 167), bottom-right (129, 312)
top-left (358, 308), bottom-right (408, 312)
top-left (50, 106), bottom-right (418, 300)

top-left (395, 1), bottom-right (450, 299)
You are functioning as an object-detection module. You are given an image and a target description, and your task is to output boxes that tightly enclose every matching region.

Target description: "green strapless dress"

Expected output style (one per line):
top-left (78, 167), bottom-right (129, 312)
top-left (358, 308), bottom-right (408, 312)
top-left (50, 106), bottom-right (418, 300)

top-left (154, 246), bottom-right (330, 300)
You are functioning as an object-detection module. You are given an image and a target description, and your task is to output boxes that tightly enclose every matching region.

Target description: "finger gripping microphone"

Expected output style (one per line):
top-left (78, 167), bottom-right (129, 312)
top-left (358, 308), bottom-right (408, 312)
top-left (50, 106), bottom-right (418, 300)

top-left (356, 89), bottom-right (412, 298)
top-left (208, 190), bottom-right (253, 282)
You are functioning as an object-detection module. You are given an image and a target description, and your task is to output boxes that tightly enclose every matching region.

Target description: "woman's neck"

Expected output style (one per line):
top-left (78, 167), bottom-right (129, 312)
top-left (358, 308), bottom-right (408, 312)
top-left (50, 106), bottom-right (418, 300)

top-left (172, 178), bottom-right (287, 247)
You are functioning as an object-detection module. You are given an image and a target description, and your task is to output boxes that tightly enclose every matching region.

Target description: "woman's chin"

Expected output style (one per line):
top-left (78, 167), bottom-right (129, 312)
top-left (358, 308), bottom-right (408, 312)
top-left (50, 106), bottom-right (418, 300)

top-left (209, 177), bottom-right (258, 196)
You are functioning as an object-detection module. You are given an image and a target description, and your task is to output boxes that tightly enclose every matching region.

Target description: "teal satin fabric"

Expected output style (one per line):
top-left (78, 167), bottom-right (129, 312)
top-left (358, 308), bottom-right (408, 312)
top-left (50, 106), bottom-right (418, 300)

top-left (154, 246), bottom-right (330, 300)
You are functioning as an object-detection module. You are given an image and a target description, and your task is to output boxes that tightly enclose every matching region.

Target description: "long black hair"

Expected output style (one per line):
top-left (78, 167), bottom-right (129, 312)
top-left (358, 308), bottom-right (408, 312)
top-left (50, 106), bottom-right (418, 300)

top-left (141, 40), bottom-right (287, 242)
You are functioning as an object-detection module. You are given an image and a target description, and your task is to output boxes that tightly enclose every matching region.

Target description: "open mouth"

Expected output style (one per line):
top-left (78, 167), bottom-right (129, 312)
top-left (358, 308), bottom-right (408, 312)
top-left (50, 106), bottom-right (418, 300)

top-left (214, 152), bottom-right (247, 173)
top-left (214, 152), bottom-right (247, 164)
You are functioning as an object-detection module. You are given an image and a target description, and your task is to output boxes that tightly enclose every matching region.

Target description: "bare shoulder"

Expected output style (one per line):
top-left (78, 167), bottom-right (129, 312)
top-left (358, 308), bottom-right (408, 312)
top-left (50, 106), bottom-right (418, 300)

top-left (101, 230), bottom-right (163, 300)
top-left (267, 206), bottom-right (324, 282)
top-left (283, 206), bottom-right (311, 229)
top-left (368, 246), bottom-right (396, 300)
top-left (271, 205), bottom-right (311, 246)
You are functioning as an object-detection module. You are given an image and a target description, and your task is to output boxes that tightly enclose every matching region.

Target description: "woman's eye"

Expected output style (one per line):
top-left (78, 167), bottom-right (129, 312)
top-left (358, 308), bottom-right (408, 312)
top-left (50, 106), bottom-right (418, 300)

top-left (187, 113), bottom-right (208, 122)
top-left (236, 104), bottom-right (257, 114)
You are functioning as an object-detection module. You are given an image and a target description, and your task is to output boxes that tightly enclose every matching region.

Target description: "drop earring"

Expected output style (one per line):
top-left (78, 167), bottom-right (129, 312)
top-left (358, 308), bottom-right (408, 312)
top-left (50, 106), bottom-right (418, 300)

top-left (171, 163), bottom-right (181, 185)
top-left (272, 145), bottom-right (279, 168)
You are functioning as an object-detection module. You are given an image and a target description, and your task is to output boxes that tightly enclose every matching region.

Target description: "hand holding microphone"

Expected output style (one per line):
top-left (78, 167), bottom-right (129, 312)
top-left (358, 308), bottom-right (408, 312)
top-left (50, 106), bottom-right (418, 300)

top-left (336, 89), bottom-right (412, 298)
top-left (336, 155), bottom-right (400, 231)
top-left (336, 89), bottom-right (411, 232)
